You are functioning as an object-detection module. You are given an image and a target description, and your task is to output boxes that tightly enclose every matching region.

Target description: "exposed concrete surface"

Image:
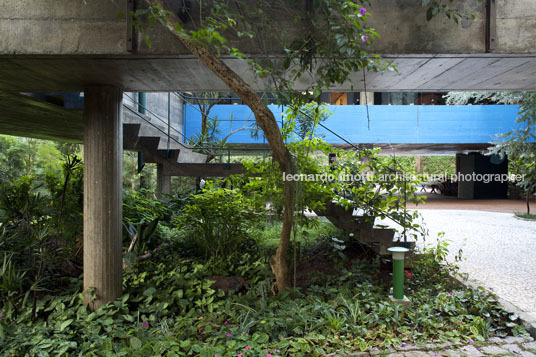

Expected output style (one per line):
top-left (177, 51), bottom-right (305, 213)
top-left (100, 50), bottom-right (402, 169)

top-left (0, 91), bottom-right (82, 142)
top-left (0, 0), bottom-right (126, 55)
top-left (0, 1), bottom-right (535, 92)
top-left (496, 0), bottom-right (536, 53)
top-left (83, 86), bottom-right (123, 309)
top-left (0, 55), bottom-right (534, 92)
top-left (123, 92), bottom-right (183, 141)
top-left (1, 0), bottom-right (534, 55)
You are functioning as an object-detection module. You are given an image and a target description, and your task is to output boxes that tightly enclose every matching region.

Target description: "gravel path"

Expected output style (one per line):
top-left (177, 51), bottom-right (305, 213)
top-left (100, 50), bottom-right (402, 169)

top-left (413, 210), bottom-right (536, 319)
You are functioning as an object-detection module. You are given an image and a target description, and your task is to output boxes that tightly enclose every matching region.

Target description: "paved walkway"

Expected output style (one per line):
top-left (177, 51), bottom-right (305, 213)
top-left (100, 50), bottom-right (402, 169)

top-left (411, 209), bottom-right (536, 320)
top-left (348, 336), bottom-right (536, 356)
top-left (408, 192), bottom-right (534, 213)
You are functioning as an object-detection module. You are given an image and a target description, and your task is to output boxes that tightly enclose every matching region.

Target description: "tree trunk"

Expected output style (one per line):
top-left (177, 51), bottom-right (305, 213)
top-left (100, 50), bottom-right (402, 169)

top-left (415, 156), bottom-right (422, 174)
top-left (148, 0), bottom-right (296, 292)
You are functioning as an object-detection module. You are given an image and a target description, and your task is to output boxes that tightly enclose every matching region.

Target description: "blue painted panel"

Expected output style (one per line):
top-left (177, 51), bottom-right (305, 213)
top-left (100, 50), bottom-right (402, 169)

top-left (183, 104), bottom-right (521, 144)
top-left (183, 104), bottom-right (285, 144)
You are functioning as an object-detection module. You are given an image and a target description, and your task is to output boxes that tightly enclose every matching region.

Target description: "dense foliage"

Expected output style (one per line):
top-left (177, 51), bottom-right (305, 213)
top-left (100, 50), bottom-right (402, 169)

top-left (1, 225), bottom-right (526, 356)
top-left (491, 92), bottom-right (536, 214)
top-left (0, 133), bottom-right (529, 356)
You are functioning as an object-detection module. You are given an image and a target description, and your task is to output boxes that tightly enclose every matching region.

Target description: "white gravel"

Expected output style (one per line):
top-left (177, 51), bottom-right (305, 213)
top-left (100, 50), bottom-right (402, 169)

top-left (410, 210), bottom-right (536, 319)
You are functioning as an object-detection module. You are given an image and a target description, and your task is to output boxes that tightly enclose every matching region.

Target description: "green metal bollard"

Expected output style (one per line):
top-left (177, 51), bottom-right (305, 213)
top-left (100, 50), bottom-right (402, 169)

top-left (387, 246), bottom-right (410, 305)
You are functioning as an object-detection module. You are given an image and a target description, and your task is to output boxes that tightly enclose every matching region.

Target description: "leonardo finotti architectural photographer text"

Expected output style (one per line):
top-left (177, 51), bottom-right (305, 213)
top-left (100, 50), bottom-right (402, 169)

top-left (282, 172), bottom-right (525, 183)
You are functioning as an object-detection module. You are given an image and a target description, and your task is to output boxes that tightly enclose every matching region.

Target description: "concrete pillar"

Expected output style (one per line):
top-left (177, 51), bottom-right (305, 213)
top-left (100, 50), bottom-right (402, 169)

top-left (360, 92), bottom-right (374, 105)
top-left (83, 86), bottom-right (123, 309)
top-left (157, 163), bottom-right (171, 197)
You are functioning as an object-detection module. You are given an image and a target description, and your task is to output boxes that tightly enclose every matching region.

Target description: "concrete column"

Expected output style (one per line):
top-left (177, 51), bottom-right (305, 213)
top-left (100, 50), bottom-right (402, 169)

top-left (360, 92), bottom-right (374, 105)
top-left (83, 86), bottom-right (123, 309)
top-left (157, 163), bottom-right (171, 197)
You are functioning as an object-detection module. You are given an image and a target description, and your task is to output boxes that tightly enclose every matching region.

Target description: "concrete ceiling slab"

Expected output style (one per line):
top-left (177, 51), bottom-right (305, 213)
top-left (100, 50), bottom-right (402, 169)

top-left (0, 92), bottom-right (82, 142)
top-left (0, 54), bottom-right (535, 93)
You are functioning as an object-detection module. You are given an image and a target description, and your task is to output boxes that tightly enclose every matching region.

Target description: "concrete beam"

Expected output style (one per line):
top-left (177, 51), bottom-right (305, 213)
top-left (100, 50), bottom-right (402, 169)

top-left (0, 54), bottom-right (534, 92)
top-left (83, 86), bottom-right (123, 309)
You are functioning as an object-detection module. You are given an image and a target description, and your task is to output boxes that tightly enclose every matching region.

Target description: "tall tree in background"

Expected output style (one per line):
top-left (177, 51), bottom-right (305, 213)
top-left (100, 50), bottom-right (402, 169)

top-left (491, 93), bottom-right (536, 214)
top-left (445, 91), bottom-right (536, 214)
top-left (444, 91), bottom-right (523, 105)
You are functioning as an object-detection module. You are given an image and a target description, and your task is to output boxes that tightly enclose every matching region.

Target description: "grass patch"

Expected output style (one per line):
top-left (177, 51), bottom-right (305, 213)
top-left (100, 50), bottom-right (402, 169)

top-left (514, 212), bottom-right (536, 220)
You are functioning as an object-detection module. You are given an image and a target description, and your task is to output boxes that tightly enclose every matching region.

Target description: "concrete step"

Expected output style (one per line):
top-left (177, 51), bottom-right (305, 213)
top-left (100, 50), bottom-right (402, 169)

top-left (361, 228), bottom-right (396, 243)
top-left (123, 123), bottom-right (141, 150)
top-left (372, 240), bottom-right (416, 256)
top-left (122, 106), bottom-right (209, 171)
top-left (136, 136), bottom-right (161, 153)
top-left (156, 148), bottom-right (180, 161)
top-left (177, 149), bottom-right (207, 164)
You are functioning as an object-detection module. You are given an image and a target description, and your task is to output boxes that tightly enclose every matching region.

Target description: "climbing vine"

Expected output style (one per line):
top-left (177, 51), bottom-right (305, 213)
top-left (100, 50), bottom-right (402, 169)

top-left (420, 0), bottom-right (485, 23)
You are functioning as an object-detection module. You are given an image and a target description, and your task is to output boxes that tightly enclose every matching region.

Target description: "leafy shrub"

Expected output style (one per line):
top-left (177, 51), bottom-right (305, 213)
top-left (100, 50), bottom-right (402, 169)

top-left (0, 160), bottom-right (85, 314)
top-left (175, 187), bottom-right (262, 259)
top-left (123, 188), bottom-right (170, 224)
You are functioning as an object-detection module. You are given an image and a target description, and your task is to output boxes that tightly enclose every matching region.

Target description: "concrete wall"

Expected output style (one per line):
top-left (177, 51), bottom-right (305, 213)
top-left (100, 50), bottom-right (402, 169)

top-left (496, 0), bottom-right (536, 53)
top-left (1, 0), bottom-right (535, 55)
top-left (0, 0), bottom-right (126, 55)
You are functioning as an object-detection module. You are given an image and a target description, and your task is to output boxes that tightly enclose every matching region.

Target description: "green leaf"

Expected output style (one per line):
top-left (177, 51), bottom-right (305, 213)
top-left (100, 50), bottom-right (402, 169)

top-left (313, 87), bottom-right (322, 100)
top-left (426, 7), bottom-right (434, 21)
top-left (122, 314), bottom-right (135, 322)
top-left (143, 287), bottom-right (157, 297)
top-left (130, 337), bottom-right (142, 350)
top-left (59, 319), bottom-right (73, 331)
top-left (101, 317), bottom-right (114, 325)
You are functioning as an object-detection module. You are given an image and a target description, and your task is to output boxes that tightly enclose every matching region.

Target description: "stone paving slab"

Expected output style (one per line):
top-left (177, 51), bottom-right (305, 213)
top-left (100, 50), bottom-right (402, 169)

top-left (346, 336), bottom-right (535, 356)
top-left (411, 210), bottom-right (536, 321)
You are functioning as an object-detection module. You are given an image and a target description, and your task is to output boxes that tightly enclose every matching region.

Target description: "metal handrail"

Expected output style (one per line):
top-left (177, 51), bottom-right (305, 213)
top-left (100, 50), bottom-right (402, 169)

top-left (124, 95), bottom-right (271, 153)
top-left (123, 104), bottom-right (192, 151)
top-left (124, 93), bottom-right (189, 142)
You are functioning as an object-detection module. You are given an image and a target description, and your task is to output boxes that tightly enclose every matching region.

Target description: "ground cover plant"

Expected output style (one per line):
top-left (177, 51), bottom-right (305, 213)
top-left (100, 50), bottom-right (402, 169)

top-left (0, 184), bottom-right (528, 356)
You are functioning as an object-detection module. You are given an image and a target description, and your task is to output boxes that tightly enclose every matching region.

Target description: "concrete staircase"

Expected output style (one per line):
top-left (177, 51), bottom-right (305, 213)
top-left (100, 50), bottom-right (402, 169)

top-left (315, 199), bottom-right (415, 255)
top-left (122, 104), bottom-right (207, 168)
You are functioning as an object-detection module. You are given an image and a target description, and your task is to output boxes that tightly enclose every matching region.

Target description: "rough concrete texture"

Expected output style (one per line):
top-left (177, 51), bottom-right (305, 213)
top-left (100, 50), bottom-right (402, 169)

top-left (130, 0), bottom-right (487, 55)
top-left (83, 86), bottom-right (123, 309)
top-left (366, 0), bottom-right (485, 54)
top-left (496, 0), bottom-right (536, 53)
top-left (1, 0), bottom-right (535, 55)
top-left (0, 0), bottom-right (126, 54)
top-left (0, 1), bottom-right (535, 92)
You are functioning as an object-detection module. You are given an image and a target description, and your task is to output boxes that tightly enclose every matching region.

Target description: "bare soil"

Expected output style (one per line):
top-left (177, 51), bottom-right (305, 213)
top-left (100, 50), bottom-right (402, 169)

top-left (408, 192), bottom-right (535, 213)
